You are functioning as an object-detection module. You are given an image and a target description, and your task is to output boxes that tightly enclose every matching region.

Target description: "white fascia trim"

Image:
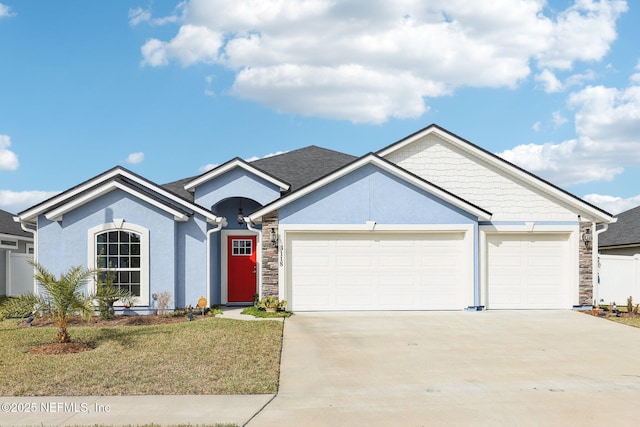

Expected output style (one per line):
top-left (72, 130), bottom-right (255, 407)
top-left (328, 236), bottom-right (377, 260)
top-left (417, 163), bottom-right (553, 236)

top-left (480, 224), bottom-right (577, 233)
top-left (184, 160), bottom-right (290, 192)
top-left (19, 168), bottom-right (220, 224)
top-left (45, 181), bottom-right (190, 222)
top-left (379, 127), bottom-right (612, 223)
top-left (280, 223), bottom-right (474, 233)
top-left (249, 155), bottom-right (491, 222)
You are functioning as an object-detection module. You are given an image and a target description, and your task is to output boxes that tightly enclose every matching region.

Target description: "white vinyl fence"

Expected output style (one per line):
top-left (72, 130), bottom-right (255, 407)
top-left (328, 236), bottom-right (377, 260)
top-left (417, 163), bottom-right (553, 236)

top-left (7, 252), bottom-right (34, 296)
top-left (598, 254), bottom-right (640, 305)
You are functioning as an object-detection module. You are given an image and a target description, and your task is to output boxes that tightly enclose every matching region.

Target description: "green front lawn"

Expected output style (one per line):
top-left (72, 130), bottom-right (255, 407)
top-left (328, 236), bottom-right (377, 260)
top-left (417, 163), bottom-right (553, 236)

top-left (0, 317), bottom-right (283, 396)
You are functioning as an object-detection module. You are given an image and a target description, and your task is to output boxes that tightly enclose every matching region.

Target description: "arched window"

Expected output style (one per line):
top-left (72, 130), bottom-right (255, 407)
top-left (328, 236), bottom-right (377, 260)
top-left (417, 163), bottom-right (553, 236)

top-left (89, 222), bottom-right (149, 304)
top-left (96, 229), bottom-right (142, 296)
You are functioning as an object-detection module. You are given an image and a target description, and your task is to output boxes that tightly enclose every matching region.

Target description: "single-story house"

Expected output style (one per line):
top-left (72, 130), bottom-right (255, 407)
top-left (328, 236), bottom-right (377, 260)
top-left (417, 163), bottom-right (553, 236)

top-left (599, 205), bottom-right (640, 255)
top-left (1, 208), bottom-right (34, 296)
top-left (15, 125), bottom-right (613, 312)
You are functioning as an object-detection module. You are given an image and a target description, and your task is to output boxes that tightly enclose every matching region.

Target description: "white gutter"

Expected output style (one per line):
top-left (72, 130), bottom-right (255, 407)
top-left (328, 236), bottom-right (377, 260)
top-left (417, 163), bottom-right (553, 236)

top-left (206, 217), bottom-right (227, 306)
top-left (244, 217), bottom-right (263, 299)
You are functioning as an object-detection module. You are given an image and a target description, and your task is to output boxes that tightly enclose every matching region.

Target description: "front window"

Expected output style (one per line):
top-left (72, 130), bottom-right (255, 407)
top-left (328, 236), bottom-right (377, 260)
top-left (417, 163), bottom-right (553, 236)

top-left (97, 230), bottom-right (142, 296)
top-left (89, 222), bottom-right (149, 304)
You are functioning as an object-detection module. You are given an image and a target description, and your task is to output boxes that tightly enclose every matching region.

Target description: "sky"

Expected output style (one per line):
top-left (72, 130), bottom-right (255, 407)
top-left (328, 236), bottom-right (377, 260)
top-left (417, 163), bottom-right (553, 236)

top-left (0, 0), bottom-right (639, 216)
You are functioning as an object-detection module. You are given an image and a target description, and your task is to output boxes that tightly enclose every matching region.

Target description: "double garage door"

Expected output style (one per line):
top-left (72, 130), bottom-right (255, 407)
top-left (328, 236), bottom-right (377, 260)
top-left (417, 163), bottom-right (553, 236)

top-left (288, 232), bottom-right (469, 311)
top-left (287, 231), bottom-right (573, 311)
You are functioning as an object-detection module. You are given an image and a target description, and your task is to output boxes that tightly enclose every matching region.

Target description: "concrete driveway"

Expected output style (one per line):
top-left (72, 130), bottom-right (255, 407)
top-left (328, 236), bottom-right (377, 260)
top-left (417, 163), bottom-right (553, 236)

top-left (249, 310), bottom-right (640, 426)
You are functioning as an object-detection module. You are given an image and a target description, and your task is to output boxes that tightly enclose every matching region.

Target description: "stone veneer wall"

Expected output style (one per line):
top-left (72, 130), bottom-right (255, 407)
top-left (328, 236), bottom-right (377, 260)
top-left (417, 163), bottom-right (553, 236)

top-left (579, 221), bottom-right (594, 306)
top-left (261, 211), bottom-right (279, 298)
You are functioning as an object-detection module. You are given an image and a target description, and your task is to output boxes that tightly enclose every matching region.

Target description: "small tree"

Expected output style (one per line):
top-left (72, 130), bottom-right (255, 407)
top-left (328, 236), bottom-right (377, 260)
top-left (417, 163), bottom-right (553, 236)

top-left (0, 263), bottom-right (95, 343)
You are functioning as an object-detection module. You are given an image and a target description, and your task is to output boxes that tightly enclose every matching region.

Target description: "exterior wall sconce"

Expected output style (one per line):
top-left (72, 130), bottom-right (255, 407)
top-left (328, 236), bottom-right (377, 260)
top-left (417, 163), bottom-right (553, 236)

top-left (582, 228), bottom-right (592, 247)
top-left (237, 208), bottom-right (244, 224)
top-left (270, 227), bottom-right (278, 247)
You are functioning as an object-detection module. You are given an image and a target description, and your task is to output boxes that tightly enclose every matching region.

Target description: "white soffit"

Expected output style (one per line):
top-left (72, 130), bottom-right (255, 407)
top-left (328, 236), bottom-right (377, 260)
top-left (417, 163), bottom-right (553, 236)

top-left (19, 167), bottom-right (219, 224)
top-left (45, 180), bottom-right (189, 222)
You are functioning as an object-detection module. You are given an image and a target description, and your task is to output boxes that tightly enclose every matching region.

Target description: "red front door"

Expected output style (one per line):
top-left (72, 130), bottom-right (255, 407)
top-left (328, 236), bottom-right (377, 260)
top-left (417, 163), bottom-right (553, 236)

top-left (227, 236), bottom-right (257, 302)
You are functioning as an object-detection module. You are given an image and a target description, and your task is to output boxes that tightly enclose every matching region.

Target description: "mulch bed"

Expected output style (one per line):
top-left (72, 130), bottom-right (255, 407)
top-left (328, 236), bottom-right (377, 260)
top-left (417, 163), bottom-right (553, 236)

top-left (27, 342), bottom-right (94, 355)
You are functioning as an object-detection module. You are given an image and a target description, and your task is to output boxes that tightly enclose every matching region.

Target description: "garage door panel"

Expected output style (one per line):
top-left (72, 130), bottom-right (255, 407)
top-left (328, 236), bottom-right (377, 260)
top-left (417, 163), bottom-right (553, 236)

top-left (487, 233), bottom-right (571, 309)
top-left (290, 232), bottom-right (467, 311)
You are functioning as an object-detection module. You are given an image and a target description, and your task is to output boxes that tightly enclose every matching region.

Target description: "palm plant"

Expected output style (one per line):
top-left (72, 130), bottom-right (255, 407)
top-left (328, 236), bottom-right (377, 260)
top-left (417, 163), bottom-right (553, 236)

top-left (0, 263), bottom-right (95, 343)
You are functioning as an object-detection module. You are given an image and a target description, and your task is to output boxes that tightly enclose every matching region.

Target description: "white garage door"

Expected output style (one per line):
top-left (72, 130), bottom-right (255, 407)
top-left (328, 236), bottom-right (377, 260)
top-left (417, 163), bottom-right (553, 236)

top-left (289, 232), bottom-right (468, 311)
top-left (487, 233), bottom-right (571, 309)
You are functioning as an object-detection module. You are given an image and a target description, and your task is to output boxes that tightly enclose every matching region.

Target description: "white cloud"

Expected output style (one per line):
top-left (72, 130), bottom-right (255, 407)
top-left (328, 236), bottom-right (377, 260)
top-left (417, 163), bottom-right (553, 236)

top-left (244, 151), bottom-right (287, 162)
top-left (198, 163), bottom-right (218, 173)
top-left (0, 3), bottom-right (15, 18)
top-left (140, 0), bottom-right (628, 123)
top-left (0, 190), bottom-right (61, 214)
top-left (498, 76), bottom-right (640, 187)
top-left (582, 193), bottom-right (640, 215)
top-left (532, 121), bottom-right (541, 132)
top-left (125, 152), bottom-right (145, 164)
top-left (141, 25), bottom-right (223, 67)
top-left (551, 111), bottom-right (568, 127)
top-left (0, 134), bottom-right (19, 171)
top-left (129, 3), bottom-right (184, 27)
top-left (129, 7), bottom-right (151, 26)
top-left (536, 69), bottom-right (563, 93)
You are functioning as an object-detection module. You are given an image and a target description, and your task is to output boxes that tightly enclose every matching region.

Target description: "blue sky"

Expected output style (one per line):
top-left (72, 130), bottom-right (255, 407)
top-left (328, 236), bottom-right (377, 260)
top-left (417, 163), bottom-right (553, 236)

top-left (0, 0), bottom-right (639, 215)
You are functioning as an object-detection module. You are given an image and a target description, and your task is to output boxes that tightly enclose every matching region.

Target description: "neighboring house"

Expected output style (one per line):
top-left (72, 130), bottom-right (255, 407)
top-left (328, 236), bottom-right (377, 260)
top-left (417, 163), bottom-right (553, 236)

top-left (598, 205), bottom-right (640, 255)
top-left (0, 209), bottom-right (34, 296)
top-left (597, 206), bottom-right (640, 305)
top-left (15, 125), bottom-right (613, 312)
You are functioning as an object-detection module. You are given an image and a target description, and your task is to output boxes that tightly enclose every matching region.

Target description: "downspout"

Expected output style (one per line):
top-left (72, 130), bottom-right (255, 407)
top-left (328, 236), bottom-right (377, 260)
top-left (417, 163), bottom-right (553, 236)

top-left (244, 217), bottom-right (262, 299)
top-left (17, 219), bottom-right (37, 294)
top-left (206, 217), bottom-right (227, 306)
top-left (593, 222), bottom-right (610, 308)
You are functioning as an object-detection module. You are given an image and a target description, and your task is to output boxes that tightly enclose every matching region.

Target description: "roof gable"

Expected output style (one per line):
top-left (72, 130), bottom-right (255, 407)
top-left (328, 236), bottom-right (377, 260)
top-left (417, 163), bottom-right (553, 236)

top-left (18, 166), bottom-right (220, 224)
top-left (249, 153), bottom-right (492, 223)
top-left (378, 124), bottom-right (613, 223)
top-left (184, 158), bottom-right (290, 193)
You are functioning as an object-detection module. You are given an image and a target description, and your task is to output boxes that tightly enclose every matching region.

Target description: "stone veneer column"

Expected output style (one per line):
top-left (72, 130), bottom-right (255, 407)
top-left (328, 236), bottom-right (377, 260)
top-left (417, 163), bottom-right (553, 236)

top-left (578, 220), bottom-right (594, 306)
top-left (261, 211), bottom-right (279, 298)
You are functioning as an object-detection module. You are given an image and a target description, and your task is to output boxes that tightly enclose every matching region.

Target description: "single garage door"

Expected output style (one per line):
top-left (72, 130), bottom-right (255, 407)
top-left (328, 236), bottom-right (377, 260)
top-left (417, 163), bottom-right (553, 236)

top-left (487, 233), bottom-right (571, 309)
top-left (289, 232), bottom-right (468, 311)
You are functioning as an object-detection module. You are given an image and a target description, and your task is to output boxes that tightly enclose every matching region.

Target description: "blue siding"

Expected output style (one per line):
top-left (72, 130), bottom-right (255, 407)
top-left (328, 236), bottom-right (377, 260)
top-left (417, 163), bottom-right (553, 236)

top-left (280, 164), bottom-right (476, 225)
top-left (194, 168), bottom-right (281, 209)
top-left (37, 189), bottom-right (197, 310)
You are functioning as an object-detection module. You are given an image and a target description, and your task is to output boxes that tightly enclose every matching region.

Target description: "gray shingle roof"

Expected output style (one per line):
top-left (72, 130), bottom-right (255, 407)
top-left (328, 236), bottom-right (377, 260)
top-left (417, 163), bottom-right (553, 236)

top-left (163, 146), bottom-right (357, 199)
top-left (250, 146), bottom-right (356, 192)
top-left (599, 205), bottom-right (640, 248)
top-left (0, 209), bottom-right (32, 238)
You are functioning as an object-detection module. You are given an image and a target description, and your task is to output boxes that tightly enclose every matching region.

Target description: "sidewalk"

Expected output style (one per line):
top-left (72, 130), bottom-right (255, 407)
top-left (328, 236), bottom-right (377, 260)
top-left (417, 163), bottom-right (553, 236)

top-left (0, 395), bottom-right (275, 426)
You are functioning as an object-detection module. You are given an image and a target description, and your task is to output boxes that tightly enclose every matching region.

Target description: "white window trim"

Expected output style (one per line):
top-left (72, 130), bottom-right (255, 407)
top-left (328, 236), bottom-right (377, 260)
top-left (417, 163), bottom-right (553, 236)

top-left (87, 222), bottom-right (150, 306)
